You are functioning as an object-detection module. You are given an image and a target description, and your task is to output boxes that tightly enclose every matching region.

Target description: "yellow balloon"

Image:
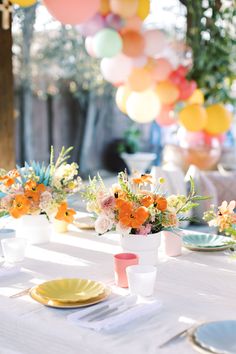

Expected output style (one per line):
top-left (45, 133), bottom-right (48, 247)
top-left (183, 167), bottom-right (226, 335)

top-left (205, 104), bottom-right (232, 134)
top-left (187, 89), bottom-right (204, 105)
top-left (10, 0), bottom-right (37, 6)
top-left (126, 89), bottom-right (161, 123)
top-left (110, 0), bottom-right (138, 18)
top-left (137, 0), bottom-right (150, 20)
top-left (116, 86), bottom-right (131, 113)
top-left (179, 104), bottom-right (207, 132)
top-left (99, 0), bottom-right (110, 15)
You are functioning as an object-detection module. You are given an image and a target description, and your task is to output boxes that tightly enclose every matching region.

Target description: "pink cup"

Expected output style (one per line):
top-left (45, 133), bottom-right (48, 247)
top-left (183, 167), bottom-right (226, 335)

top-left (114, 253), bottom-right (139, 288)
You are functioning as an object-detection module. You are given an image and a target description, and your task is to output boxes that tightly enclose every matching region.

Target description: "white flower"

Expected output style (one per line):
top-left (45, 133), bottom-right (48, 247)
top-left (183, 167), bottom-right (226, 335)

top-left (95, 214), bottom-right (113, 235)
top-left (116, 222), bottom-right (131, 236)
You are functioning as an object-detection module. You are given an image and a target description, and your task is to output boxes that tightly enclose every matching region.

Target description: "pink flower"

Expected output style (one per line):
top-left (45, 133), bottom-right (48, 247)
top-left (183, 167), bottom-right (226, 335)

top-left (95, 214), bottom-right (113, 235)
top-left (136, 224), bottom-right (152, 236)
top-left (0, 195), bottom-right (13, 209)
top-left (100, 196), bottom-right (115, 211)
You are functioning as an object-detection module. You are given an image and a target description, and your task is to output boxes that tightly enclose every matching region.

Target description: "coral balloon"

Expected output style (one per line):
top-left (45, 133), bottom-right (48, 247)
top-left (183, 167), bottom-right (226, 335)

top-left (43, 0), bottom-right (100, 25)
top-left (126, 90), bottom-right (161, 123)
top-left (155, 81), bottom-right (179, 105)
top-left (144, 30), bottom-right (168, 57)
top-left (156, 105), bottom-right (176, 126)
top-left (205, 104), bottom-right (232, 134)
top-left (85, 36), bottom-right (97, 57)
top-left (10, 0), bottom-right (36, 6)
top-left (116, 85), bottom-right (131, 113)
top-left (137, 0), bottom-right (150, 20)
top-left (100, 54), bottom-right (133, 83)
top-left (76, 13), bottom-right (105, 37)
top-left (188, 89), bottom-right (204, 105)
top-left (178, 79), bottom-right (197, 100)
top-left (110, 0), bottom-right (139, 18)
top-left (127, 68), bottom-right (153, 92)
top-left (122, 30), bottom-right (145, 57)
top-left (179, 104), bottom-right (207, 132)
top-left (152, 58), bottom-right (173, 82)
top-left (93, 29), bottom-right (122, 58)
top-left (99, 0), bottom-right (110, 15)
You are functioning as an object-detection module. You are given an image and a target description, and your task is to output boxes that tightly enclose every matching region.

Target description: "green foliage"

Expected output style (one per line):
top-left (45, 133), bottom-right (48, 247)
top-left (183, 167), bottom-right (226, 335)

top-left (117, 126), bottom-right (141, 154)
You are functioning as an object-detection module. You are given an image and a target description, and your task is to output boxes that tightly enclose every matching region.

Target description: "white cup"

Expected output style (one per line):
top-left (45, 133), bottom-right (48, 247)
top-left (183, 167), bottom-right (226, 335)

top-left (126, 265), bottom-right (157, 297)
top-left (0, 229), bottom-right (16, 256)
top-left (1, 238), bottom-right (27, 263)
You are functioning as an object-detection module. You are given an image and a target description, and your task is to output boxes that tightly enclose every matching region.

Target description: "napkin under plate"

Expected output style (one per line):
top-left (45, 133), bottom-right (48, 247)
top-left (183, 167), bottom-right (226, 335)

top-left (0, 263), bottom-right (21, 278)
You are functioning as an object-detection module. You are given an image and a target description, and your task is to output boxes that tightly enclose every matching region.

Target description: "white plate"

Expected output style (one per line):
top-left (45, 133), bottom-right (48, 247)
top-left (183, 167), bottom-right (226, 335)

top-left (194, 321), bottom-right (236, 354)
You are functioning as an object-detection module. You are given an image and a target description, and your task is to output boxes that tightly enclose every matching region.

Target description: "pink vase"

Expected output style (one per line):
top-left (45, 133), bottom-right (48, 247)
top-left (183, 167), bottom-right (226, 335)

top-left (162, 231), bottom-right (182, 257)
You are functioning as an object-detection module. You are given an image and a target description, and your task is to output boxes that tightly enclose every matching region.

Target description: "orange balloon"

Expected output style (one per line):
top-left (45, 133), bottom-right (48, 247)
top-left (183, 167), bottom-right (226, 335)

top-left (127, 68), bottom-right (153, 92)
top-left (99, 0), bottom-right (110, 15)
top-left (155, 81), bottom-right (179, 105)
top-left (110, 0), bottom-right (138, 18)
top-left (122, 30), bottom-right (145, 57)
top-left (179, 104), bottom-right (207, 132)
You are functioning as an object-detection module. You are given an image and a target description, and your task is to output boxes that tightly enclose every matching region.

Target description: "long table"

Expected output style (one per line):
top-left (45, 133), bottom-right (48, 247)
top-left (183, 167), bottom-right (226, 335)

top-left (0, 220), bottom-right (236, 354)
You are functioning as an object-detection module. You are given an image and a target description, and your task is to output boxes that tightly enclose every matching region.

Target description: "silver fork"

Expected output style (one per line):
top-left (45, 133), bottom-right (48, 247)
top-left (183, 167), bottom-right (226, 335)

top-left (158, 325), bottom-right (196, 348)
top-left (10, 287), bottom-right (31, 298)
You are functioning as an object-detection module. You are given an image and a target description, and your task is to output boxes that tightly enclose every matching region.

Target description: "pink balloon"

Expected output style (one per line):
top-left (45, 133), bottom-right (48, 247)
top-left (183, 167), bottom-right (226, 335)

top-left (105, 13), bottom-right (124, 31)
top-left (144, 30), bottom-right (168, 57)
top-left (204, 132), bottom-right (225, 146)
top-left (153, 58), bottom-right (173, 81)
top-left (85, 36), bottom-right (96, 57)
top-left (132, 55), bottom-right (148, 68)
top-left (121, 16), bottom-right (142, 32)
top-left (43, 0), bottom-right (100, 25)
top-left (76, 13), bottom-right (105, 37)
top-left (178, 79), bottom-right (197, 100)
top-left (156, 105), bottom-right (176, 126)
top-left (100, 54), bottom-right (133, 83)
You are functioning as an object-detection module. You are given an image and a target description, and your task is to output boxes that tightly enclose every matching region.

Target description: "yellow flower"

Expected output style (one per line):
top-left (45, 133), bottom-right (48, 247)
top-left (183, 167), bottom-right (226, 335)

top-left (68, 181), bottom-right (75, 190)
top-left (158, 177), bottom-right (165, 184)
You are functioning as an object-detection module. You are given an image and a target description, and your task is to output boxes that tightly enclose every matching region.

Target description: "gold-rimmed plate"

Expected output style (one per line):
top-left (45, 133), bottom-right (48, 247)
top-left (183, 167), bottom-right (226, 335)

top-left (36, 278), bottom-right (105, 303)
top-left (30, 286), bottom-right (111, 309)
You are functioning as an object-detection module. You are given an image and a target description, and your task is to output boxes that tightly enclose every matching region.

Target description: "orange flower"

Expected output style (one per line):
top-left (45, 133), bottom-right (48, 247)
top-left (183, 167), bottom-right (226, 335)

top-left (0, 169), bottom-right (20, 187)
top-left (141, 195), bottom-right (154, 207)
top-left (132, 174), bottom-right (153, 185)
top-left (115, 198), bottom-right (132, 211)
top-left (55, 202), bottom-right (76, 223)
top-left (153, 196), bottom-right (167, 211)
top-left (9, 194), bottom-right (30, 218)
top-left (119, 206), bottom-right (149, 229)
top-left (25, 180), bottom-right (46, 202)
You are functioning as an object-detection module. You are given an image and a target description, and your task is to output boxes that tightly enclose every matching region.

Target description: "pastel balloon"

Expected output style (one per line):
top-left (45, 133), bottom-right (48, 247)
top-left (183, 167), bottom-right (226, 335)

top-left (137, 0), bottom-right (150, 20)
top-left (144, 30), bottom-right (168, 57)
top-left (100, 54), bottom-right (133, 83)
top-left (188, 89), bottom-right (204, 105)
top-left (127, 68), bottom-right (153, 92)
top-left (169, 70), bottom-right (183, 86)
top-left (126, 90), bottom-right (161, 123)
top-left (203, 132), bottom-right (225, 146)
top-left (116, 85), bottom-right (131, 113)
top-left (152, 58), bottom-right (173, 82)
top-left (85, 36), bottom-right (96, 57)
top-left (179, 104), bottom-right (207, 132)
top-left (93, 29), bottom-right (122, 58)
top-left (76, 13), bottom-right (105, 37)
top-left (110, 0), bottom-right (139, 18)
top-left (178, 79), bottom-right (197, 100)
top-left (122, 30), bottom-right (145, 57)
top-left (155, 81), bottom-right (179, 105)
top-left (10, 0), bottom-right (36, 6)
top-left (205, 104), bottom-right (232, 134)
top-left (43, 0), bottom-right (100, 25)
top-left (156, 105), bottom-right (176, 126)
top-left (105, 14), bottom-right (124, 31)
top-left (122, 16), bottom-right (142, 31)
top-left (132, 55), bottom-right (148, 67)
top-left (99, 0), bottom-right (110, 15)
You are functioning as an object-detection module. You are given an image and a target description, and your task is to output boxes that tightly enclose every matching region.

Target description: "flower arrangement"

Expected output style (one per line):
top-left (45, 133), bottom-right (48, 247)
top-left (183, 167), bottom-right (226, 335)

top-left (82, 171), bottom-right (206, 236)
top-left (203, 201), bottom-right (236, 238)
top-left (0, 147), bottom-right (81, 223)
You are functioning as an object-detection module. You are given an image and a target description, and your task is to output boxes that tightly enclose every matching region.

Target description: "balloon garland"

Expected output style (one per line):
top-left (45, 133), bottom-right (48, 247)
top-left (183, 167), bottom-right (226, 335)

top-left (5, 0), bottom-right (233, 145)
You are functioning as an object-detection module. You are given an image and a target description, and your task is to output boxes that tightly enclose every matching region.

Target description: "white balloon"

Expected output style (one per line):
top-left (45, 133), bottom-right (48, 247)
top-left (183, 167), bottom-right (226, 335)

top-left (100, 54), bottom-right (133, 83)
top-left (144, 29), bottom-right (168, 57)
top-left (132, 55), bottom-right (148, 68)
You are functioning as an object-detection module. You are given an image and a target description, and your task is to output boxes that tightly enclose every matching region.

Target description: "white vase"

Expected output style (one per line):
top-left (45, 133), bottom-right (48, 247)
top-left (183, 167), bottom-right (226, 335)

top-left (120, 233), bottom-right (161, 266)
top-left (121, 152), bottom-right (156, 174)
top-left (162, 230), bottom-right (182, 257)
top-left (53, 219), bottom-right (69, 233)
top-left (16, 215), bottom-right (51, 244)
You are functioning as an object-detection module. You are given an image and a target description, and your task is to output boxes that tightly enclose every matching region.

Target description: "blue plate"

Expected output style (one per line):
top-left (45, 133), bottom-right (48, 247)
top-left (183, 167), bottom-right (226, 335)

top-left (183, 234), bottom-right (230, 249)
top-left (194, 320), bottom-right (236, 354)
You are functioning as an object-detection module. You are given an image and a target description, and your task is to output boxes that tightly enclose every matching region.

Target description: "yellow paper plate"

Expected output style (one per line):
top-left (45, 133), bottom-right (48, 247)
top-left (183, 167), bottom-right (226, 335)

top-left (30, 286), bottom-right (111, 309)
top-left (36, 278), bottom-right (105, 303)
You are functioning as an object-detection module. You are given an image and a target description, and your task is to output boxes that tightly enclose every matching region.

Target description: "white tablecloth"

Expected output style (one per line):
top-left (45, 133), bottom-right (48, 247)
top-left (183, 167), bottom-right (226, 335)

top-left (0, 220), bottom-right (236, 354)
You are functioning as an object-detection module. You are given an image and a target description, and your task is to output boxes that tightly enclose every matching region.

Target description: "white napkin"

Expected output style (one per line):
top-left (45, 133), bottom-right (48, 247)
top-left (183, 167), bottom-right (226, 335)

top-left (0, 263), bottom-right (21, 278)
top-left (68, 295), bottom-right (162, 332)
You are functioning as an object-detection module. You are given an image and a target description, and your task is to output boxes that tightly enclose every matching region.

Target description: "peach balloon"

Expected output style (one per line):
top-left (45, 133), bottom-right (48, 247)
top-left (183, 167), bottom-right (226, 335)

top-left (43, 0), bottom-right (100, 25)
top-left (179, 104), bottom-right (207, 132)
top-left (127, 68), bottom-right (153, 92)
top-left (132, 55), bottom-right (148, 67)
top-left (156, 105), bottom-right (176, 126)
top-left (152, 58), bottom-right (173, 82)
top-left (110, 0), bottom-right (138, 18)
top-left (99, 0), bottom-right (110, 15)
top-left (205, 104), bottom-right (232, 134)
top-left (115, 85), bottom-right (131, 113)
top-left (155, 81), bottom-right (179, 105)
top-left (122, 16), bottom-right (142, 32)
top-left (137, 0), bottom-right (150, 20)
top-left (122, 30), bottom-right (145, 57)
top-left (144, 30), bottom-right (168, 57)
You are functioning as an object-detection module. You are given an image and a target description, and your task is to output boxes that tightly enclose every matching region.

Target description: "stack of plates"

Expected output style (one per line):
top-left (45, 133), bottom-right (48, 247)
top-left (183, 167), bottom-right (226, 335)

top-left (30, 278), bottom-right (111, 309)
top-left (190, 321), bottom-right (236, 353)
top-left (183, 234), bottom-right (230, 252)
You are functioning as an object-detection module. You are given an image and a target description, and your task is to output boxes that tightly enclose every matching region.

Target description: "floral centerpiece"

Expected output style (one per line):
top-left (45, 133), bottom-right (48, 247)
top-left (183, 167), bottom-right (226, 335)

top-left (203, 200), bottom-right (236, 239)
top-left (0, 147), bottom-right (81, 243)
